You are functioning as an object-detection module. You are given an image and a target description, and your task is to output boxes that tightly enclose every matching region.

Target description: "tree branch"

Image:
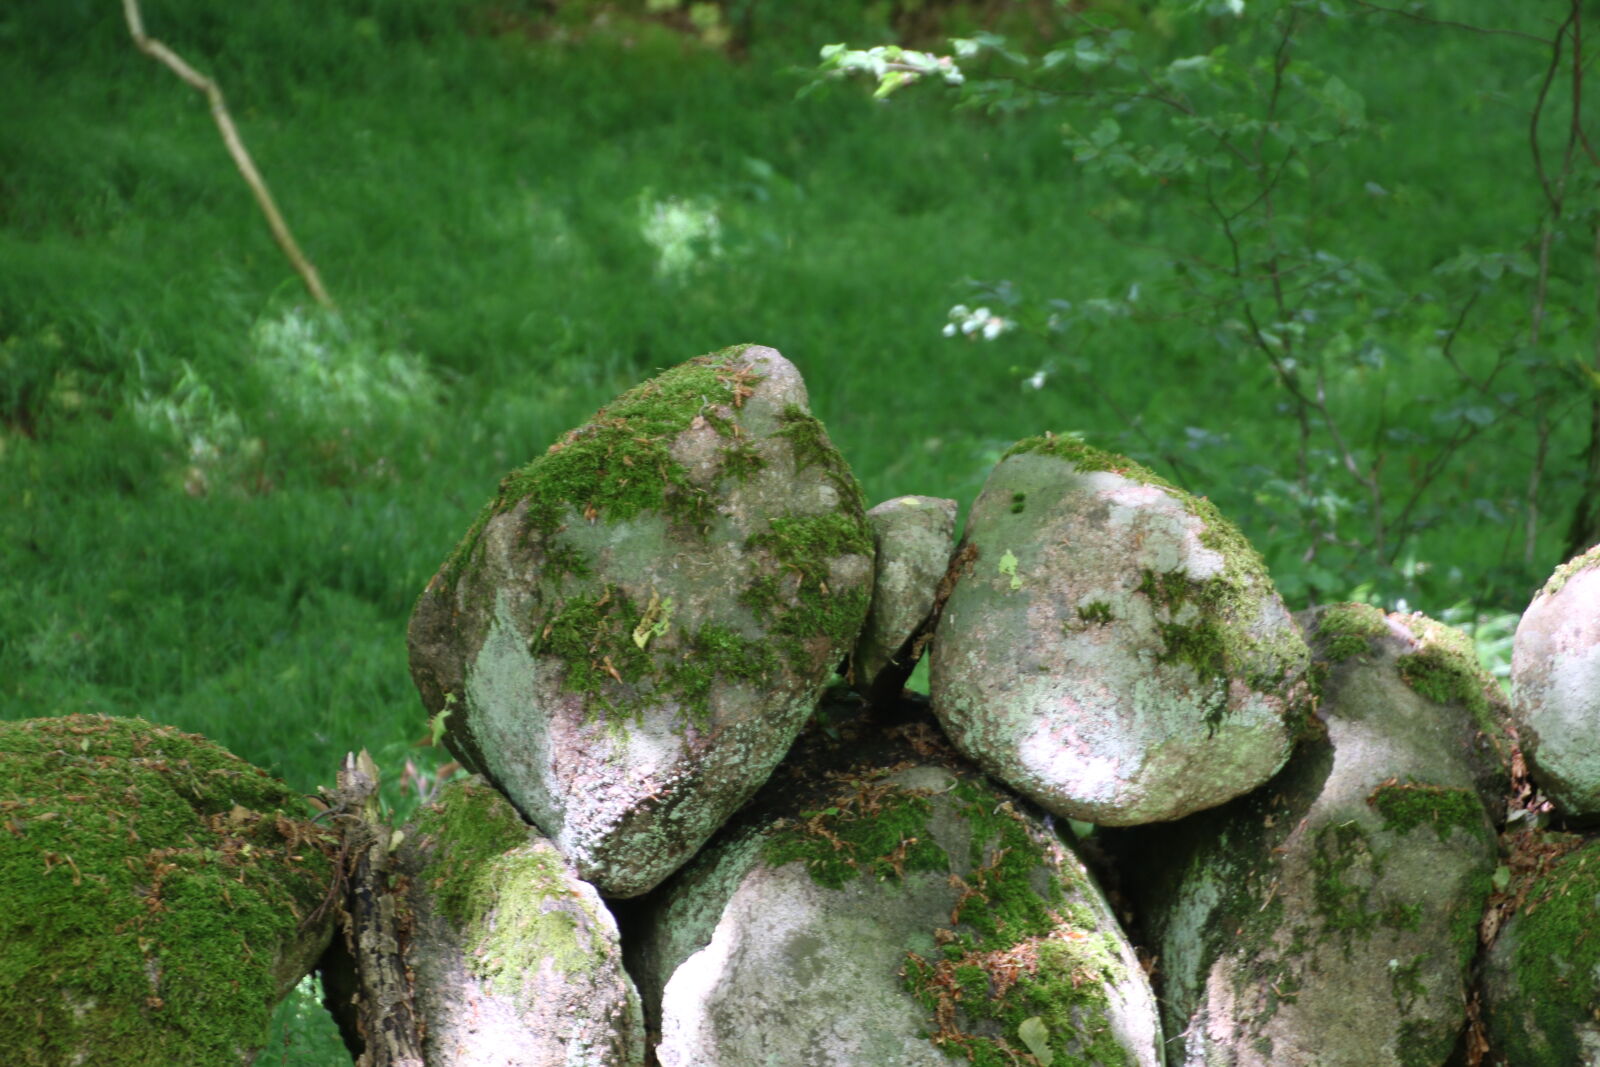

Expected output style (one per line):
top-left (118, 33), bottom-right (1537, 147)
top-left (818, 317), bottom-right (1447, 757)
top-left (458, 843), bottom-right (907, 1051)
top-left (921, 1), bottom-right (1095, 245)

top-left (123, 0), bottom-right (334, 309)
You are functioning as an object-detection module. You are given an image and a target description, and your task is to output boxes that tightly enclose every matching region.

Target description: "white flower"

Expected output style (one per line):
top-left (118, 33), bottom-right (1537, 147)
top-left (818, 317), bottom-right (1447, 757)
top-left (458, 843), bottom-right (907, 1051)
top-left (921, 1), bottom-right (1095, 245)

top-left (1025, 370), bottom-right (1047, 389)
top-left (942, 323), bottom-right (958, 337)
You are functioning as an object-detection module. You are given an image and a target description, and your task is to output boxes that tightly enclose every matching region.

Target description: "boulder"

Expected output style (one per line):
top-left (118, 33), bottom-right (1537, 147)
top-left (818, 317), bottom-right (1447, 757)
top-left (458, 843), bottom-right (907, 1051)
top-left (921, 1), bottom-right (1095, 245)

top-left (1481, 833), bottom-right (1600, 1066)
top-left (1122, 605), bottom-right (1504, 1067)
top-left (398, 776), bottom-right (645, 1066)
top-left (931, 435), bottom-right (1311, 825)
top-left (853, 494), bottom-right (958, 696)
top-left (1512, 544), bottom-right (1600, 819)
top-left (634, 689), bottom-right (1163, 1067)
top-left (407, 345), bottom-right (874, 897)
top-left (0, 715), bottom-right (338, 1066)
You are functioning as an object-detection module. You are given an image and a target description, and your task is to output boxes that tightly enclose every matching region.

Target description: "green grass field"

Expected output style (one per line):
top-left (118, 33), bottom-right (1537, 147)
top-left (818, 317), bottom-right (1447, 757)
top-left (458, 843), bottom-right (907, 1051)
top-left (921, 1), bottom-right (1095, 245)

top-left (1, 0), bottom-right (1586, 1056)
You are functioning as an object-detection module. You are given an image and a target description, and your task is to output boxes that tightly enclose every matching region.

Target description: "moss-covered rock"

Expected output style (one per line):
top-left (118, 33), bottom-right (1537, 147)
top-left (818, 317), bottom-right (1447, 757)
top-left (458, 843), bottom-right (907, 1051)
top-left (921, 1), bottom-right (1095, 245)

top-left (852, 494), bottom-right (958, 696)
top-left (633, 690), bottom-right (1162, 1067)
top-left (398, 776), bottom-right (645, 1066)
top-left (407, 345), bottom-right (874, 896)
top-left (1481, 834), bottom-right (1600, 1066)
top-left (0, 715), bottom-right (337, 1066)
top-left (931, 435), bottom-right (1311, 825)
top-left (1512, 543), bottom-right (1600, 819)
top-left (1117, 605), bottom-right (1504, 1066)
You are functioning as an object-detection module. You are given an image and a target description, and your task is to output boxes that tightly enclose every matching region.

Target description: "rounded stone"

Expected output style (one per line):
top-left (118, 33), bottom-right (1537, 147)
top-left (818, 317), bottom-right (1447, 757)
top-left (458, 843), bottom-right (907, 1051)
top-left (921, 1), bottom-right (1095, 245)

top-left (852, 494), bottom-right (958, 693)
top-left (1125, 605), bottom-right (1503, 1067)
top-left (931, 436), bottom-right (1310, 826)
top-left (634, 691), bottom-right (1163, 1067)
top-left (407, 345), bottom-right (874, 897)
top-left (1512, 545), bottom-right (1600, 819)
top-left (399, 776), bottom-right (645, 1066)
top-left (0, 715), bottom-right (337, 1066)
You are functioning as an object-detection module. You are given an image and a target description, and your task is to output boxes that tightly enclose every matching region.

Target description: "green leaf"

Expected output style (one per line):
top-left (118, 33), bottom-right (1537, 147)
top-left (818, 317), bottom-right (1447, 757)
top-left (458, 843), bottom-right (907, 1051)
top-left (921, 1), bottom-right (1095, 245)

top-left (430, 705), bottom-right (452, 748)
top-left (1492, 865), bottom-right (1511, 892)
top-left (1018, 1016), bottom-right (1053, 1064)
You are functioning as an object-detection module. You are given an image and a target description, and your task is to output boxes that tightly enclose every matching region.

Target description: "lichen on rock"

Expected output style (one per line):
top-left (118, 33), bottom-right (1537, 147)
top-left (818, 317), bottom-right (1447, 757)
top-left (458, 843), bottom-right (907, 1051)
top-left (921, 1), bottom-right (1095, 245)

top-left (406, 345), bottom-right (874, 897)
top-left (0, 715), bottom-right (338, 1067)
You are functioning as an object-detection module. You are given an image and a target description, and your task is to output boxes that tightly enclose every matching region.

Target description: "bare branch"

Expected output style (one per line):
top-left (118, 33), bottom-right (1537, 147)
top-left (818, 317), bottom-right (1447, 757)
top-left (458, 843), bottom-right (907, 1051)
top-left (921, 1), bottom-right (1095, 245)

top-left (123, 0), bottom-right (334, 309)
top-left (1349, 0), bottom-right (1553, 45)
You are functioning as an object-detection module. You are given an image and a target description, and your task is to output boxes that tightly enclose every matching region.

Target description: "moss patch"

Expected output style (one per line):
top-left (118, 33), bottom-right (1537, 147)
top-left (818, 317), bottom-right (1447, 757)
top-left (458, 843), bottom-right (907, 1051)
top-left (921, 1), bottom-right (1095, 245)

top-left (0, 715), bottom-right (337, 1067)
top-left (1003, 434), bottom-right (1177, 491)
top-left (760, 779), bottom-right (948, 890)
top-left (533, 584), bottom-right (780, 728)
top-left (775, 403), bottom-right (868, 514)
top-left (437, 346), bottom-right (762, 595)
top-left (1366, 781), bottom-right (1484, 841)
top-left (1395, 615), bottom-right (1503, 741)
top-left (1313, 602), bottom-right (1389, 663)
top-left (413, 779), bottom-right (597, 996)
top-left (743, 512), bottom-right (873, 673)
top-left (1540, 543), bottom-right (1600, 599)
top-left (1490, 838), bottom-right (1600, 1066)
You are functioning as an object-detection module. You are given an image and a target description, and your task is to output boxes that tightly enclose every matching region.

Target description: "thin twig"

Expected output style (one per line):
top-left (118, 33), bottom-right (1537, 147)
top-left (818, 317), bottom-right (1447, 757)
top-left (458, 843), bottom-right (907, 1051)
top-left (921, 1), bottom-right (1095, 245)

top-left (123, 0), bottom-right (334, 309)
top-left (1349, 0), bottom-right (1553, 45)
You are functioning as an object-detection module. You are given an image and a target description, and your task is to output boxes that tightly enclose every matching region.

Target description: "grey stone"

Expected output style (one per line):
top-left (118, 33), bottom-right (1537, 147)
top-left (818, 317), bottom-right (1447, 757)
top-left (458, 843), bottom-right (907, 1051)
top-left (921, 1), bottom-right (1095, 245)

top-left (398, 777), bottom-right (645, 1066)
top-left (931, 436), bottom-right (1310, 826)
top-left (635, 691), bottom-right (1163, 1067)
top-left (1481, 833), bottom-right (1600, 1066)
top-left (1126, 605), bottom-right (1504, 1067)
top-left (407, 345), bottom-right (873, 897)
top-left (1512, 544), bottom-right (1600, 819)
top-left (853, 494), bottom-right (957, 693)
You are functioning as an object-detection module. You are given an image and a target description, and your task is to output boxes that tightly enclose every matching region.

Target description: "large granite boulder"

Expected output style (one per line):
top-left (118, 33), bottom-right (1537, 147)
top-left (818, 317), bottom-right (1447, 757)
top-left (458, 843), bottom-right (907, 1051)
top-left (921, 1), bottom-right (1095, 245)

top-left (1481, 833), bottom-right (1600, 1066)
top-left (408, 345), bottom-right (874, 897)
top-left (0, 715), bottom-right (338, 1066)
top-left (1512, 544), bottom-right (1600, 819)
top-left (931, 435), bottom-right (1311, 825)
top-left (1122, 605), bottom-right (1505, 1066)
top-left (852, 494), bottom-right (958, 696)
top-left (634, 690), bottom-right (1163, 1067)
top-left (398, 776), bottom-right (645, 1066)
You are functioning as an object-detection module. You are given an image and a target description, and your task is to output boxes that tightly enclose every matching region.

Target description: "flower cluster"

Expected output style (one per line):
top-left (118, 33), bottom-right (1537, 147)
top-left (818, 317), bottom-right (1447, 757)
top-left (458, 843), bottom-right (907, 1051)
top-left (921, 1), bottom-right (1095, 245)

top-left (942, 304), bottom-right (1014, 341)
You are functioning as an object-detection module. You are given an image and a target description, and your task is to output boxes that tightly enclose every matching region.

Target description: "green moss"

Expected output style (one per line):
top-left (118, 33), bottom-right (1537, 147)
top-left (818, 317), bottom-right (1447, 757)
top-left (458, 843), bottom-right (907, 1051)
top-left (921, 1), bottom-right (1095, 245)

top-left (760, 784), bottom-right (948, 890)
top-left (1314, 602), bottom-right (1389, 663)
top-left (775, 403), bottom-right (869, 515)
top-left (1395, 616), bottom-right (1503, 741)
top-left (0, 715), bottom-right (337, 1066)
top-left (1076, 601), bottom-right (1114, 625)
top-left (1002, 434), bottom-right (1178, 493)
top-left (744, 512), bottom-right (874, 672)
top-left (1540, 543), bottom-right (1600, 598)
top-left (1009, 491), bottom-right (1026, 515)
top-left (1311, 820), bottom-right (1384, 944)
top-left (1492, 838), bottom-right (1600, 1066)
top-left (413, 779), bottom-right (597, 996)
top-left (534, 585), bottom-right (779, 728)
top-left (437, 346), bottom-right (761, 595)
top-left (538, 539), bottom-right (593, 583)
top-left (1366, 782), bottom-right (1484, 841)
top-left (717, 439), bottom-right (766, 482)
top-left (1396, 1017), bottom-right (1455, 1067)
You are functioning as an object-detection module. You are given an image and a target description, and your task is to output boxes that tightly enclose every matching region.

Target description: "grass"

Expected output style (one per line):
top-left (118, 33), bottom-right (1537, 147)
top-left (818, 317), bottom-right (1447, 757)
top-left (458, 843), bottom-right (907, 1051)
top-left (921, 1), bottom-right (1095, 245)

top-left (0, 0), bottom-right (1576, 1053)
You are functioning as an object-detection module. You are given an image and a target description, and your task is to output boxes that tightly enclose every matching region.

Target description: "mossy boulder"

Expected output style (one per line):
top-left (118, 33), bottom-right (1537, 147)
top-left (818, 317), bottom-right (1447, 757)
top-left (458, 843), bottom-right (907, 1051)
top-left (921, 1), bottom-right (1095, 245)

top-left (1119, 605), bottom-right (1503, 1066)
top-left (1481, 834), bottom-right (1600, 1066)
top-left (931, 436), bottom-right (1311, 825)
top-left (398, 776), bottom-right (645, 1066)
top-left (633, 690), bottom-right (1162, 1067)
top-left (852, 494), bottom-right (958, 695)
top-left (0, 715), bottom-right (338, 1066)
top-left (407, 345), bottom-right (874, 897)
top-left (1512, 544), bottom-right (1600, 819)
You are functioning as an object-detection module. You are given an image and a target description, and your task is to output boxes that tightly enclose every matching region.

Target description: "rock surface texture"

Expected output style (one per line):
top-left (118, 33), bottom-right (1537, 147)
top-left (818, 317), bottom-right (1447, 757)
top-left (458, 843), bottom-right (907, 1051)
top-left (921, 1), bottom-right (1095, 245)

top-left (932, 436), bottom-right (1310, 825)
top-left (1482, 833), bottom-right (1600, 1066)
top-left (399, 776), bottom-right (645, 1066)
top-left (1128, 605), bottom-right (1505, 1067)
top-left (407, 345), bottom-right (874, 897)
top-left (1512, 544), bottom-right (1600, 819)
top-left (0, 715), bottom-right (337, 1067)
top-left (853, 494), bottom-right (958, 693)
top-left (635, 691), bottom-right (1163, 1067)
